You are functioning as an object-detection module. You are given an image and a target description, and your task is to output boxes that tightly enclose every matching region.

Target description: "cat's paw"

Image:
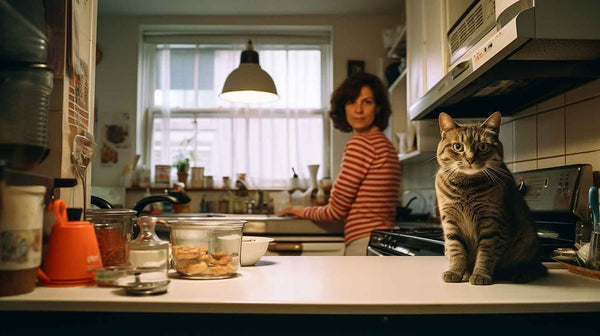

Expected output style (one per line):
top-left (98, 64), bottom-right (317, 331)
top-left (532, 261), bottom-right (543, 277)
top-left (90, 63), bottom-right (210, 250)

top-left (442, 270), bottom-right (465, 283)
top-left (469, 273), bottom-right (493, 285)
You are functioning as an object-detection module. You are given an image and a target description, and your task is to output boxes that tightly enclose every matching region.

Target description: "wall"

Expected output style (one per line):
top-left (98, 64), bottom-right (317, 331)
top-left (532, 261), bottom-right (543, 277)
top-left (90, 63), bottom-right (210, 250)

top-left (92, 13), bottom-right (404, 187)
top-left (30, 0), bottom-right (97, 210)
top-left (402, 78), bottom-right (600, 215)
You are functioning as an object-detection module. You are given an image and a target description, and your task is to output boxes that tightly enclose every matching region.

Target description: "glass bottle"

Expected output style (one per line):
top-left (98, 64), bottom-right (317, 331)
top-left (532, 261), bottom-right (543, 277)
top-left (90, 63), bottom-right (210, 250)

top-left (128, 217), bottom-right (169, 279)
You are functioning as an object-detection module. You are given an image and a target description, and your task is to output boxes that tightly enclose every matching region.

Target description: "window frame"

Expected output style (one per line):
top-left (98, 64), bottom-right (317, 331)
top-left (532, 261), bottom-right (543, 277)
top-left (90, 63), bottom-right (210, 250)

top-left (137, 26), bottom-right (333, 185)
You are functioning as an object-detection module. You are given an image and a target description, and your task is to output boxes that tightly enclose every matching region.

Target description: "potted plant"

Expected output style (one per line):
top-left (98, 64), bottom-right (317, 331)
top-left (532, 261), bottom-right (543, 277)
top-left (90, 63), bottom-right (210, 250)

top-left (174, 157), bottom-right (190, 184)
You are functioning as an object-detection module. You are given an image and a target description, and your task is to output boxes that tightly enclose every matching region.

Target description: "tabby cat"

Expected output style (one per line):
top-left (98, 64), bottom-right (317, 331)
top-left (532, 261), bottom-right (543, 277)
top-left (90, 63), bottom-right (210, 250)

top-left (435, 112), bottom-right (547, 285)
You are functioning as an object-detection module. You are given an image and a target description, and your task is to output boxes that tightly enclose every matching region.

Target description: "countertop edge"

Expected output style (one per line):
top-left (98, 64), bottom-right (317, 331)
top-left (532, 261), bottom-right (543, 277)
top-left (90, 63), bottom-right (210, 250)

top-left (1, 301), bottom-right (600, 315)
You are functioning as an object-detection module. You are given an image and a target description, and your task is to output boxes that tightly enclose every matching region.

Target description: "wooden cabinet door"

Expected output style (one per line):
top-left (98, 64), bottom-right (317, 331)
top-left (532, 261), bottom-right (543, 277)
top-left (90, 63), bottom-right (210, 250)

top-left (406, 0), bottom-right (425, 110)
top-left (424, 0), bottom-right (448, 91)
top-left (406, 0), bottom-right (448, 110)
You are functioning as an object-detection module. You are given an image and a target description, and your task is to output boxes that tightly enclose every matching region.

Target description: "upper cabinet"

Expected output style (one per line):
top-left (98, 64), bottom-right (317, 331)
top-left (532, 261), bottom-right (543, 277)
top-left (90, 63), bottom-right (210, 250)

top-left (406, 0), bottom-right (448, 109)
top-left (398, 0), bottom-right (447, 162)
top-left (408, 0), bottom-right (600, 121)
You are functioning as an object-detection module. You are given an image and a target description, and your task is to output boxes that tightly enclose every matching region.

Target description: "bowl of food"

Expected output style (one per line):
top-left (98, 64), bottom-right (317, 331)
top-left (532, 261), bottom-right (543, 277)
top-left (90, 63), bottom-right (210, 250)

top-left (241, 236), bottom-right (274, 266)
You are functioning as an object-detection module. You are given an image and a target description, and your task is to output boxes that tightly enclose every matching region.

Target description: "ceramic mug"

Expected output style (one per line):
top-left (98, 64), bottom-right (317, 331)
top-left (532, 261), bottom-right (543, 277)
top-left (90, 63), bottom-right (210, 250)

top-left (0, 185), bottom-right (46, 296)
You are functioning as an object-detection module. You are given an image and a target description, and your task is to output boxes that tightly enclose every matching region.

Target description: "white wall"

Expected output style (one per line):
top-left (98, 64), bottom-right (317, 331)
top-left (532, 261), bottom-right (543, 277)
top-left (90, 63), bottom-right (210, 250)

top-left (92, 13), bottom-right (404, 186)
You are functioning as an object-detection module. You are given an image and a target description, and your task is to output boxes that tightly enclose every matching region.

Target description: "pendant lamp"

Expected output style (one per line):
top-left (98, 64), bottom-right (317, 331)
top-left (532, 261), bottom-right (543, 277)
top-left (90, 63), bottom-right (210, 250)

top-left (219, 40), bottom-right (279, 104)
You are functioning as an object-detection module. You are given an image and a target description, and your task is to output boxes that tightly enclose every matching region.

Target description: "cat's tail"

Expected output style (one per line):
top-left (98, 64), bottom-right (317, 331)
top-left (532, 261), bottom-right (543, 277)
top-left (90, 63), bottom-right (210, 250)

top-left (495, 262), bottom-right (548, 283)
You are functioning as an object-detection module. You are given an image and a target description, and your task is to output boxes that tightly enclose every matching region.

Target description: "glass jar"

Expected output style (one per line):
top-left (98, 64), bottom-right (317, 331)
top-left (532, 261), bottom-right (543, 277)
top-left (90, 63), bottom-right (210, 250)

top-left (169, 220), bottom-right (245, 279)
top-left (86, 209), bottom-right (136, 267)
top-left (128, 217), bottom-right (169, 278)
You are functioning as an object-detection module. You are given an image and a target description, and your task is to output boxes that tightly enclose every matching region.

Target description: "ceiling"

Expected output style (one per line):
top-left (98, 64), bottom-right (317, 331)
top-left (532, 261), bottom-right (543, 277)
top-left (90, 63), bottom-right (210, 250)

top-left (98, 0), bottom-right (405, 16)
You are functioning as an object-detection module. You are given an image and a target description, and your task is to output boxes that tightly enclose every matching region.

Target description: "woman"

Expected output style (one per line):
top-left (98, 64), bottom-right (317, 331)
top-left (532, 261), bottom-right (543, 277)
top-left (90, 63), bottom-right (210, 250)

top-left (278, 72), bottom-right (401, 255)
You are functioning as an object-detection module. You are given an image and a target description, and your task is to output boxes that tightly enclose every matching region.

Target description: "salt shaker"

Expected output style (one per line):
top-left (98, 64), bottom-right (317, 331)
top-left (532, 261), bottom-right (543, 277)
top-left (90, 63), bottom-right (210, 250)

top-left (128, 217), bottom-right (169, 277)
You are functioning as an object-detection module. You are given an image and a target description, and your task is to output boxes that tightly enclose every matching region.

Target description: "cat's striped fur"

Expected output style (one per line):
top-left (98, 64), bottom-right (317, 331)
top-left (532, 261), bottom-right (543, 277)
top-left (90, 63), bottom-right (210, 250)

top-left (435, 112), bottom-right (547, 285)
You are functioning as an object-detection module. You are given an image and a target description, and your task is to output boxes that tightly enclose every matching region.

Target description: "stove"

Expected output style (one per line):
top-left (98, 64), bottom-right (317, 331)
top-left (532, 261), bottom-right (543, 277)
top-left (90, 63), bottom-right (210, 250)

top-left (368, 164), bottom-right (594, 260)
top-left (368, 225), bottom-right (444, 256)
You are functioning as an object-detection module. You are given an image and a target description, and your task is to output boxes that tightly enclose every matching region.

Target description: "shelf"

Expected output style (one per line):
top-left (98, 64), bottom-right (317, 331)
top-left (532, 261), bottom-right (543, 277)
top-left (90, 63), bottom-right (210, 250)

top-left (398, 151), bottom-right (436, 164)
top-left (388, 69), bottom-right (407, 93)
top-left (386, 26), bottom-right (407, 59)
top-left (126, 187), bottom-right (287, 192)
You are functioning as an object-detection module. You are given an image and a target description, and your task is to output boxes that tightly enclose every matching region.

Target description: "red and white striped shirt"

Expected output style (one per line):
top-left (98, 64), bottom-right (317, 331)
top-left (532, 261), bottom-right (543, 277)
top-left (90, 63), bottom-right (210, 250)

top-left (303, 128), bottom-right (401, 244)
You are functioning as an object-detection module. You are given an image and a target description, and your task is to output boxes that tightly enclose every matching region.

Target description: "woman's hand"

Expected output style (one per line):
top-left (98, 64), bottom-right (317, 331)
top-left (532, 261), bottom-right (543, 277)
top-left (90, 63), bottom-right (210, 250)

top-left (277, 206), bottom-right (306, 218)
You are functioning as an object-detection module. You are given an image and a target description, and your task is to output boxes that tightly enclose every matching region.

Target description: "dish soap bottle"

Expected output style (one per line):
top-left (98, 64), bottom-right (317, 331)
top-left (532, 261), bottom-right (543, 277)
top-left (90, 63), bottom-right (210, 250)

top-left (128, 217), bottom-right (169, 280)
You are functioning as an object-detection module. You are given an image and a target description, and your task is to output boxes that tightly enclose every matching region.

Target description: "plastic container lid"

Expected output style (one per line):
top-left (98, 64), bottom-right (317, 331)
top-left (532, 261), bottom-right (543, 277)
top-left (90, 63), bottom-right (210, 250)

top-left (86, 209), bottom-right (137, 217)
top-left (169, 219), bottom-right (246, 229)
top-left (5, 185), bottom-right (46, 195)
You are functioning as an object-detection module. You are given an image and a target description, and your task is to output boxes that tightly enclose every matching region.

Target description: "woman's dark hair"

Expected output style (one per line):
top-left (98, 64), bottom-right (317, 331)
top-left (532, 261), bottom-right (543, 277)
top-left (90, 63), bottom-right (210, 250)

top-left (329, 72), bottom-right (391, 133)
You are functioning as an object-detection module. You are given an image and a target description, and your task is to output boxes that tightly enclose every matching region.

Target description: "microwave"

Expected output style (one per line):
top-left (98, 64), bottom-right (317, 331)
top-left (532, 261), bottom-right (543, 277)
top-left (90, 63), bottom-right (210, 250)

top-left (447, 0), bottom-right (526, 65)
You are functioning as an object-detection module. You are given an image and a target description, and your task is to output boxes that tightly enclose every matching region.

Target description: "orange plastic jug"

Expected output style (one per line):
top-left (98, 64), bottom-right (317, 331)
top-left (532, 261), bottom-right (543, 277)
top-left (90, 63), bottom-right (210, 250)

top-left (37, 199), bottom-right (103, 286)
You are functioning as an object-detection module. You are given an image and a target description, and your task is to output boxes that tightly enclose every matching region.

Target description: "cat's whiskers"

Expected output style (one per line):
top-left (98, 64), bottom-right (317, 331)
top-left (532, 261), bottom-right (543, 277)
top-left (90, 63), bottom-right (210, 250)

top-left (483, 166), bottom-right (507, 187)
top-left (482, 167), bottom-right (499, 184)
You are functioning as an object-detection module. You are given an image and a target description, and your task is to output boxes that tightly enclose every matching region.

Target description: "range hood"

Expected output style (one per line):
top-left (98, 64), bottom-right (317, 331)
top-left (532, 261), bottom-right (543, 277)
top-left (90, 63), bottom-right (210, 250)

top-left (409, 0), bottom-right (600, 120)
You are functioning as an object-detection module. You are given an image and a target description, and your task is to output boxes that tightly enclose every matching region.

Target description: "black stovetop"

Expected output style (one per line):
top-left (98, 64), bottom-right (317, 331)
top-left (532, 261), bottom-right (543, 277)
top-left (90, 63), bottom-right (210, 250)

top-left (369, 223), bottom-right (445, 256)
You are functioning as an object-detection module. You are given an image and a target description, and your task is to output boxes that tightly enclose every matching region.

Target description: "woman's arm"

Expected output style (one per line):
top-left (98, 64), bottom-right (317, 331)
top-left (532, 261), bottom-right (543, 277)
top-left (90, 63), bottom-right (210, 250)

top-left (302, 137), bottom-right (375, 222)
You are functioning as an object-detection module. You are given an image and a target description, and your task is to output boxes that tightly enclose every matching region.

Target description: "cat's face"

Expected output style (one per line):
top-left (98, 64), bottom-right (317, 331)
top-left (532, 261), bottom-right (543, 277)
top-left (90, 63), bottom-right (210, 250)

top-left (437, 112), bottom-right (504, 176)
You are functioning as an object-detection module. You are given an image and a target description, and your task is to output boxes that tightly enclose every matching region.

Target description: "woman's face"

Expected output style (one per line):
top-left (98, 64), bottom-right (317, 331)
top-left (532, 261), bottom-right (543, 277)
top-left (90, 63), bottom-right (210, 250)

top-left (345, 85), bottom-right (379, 134)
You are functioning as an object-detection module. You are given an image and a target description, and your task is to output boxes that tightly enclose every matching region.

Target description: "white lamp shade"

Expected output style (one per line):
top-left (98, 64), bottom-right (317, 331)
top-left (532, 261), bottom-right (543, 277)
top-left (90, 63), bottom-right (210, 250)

top-left (220, 64), bottom-right (279, 104)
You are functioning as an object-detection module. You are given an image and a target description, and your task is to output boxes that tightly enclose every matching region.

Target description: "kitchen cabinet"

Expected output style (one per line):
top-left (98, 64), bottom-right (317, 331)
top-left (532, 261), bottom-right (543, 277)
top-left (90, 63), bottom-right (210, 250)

top-left (406, 0), bottom-right (448, 110)
top-left (386, 27), bottom-right (408, 153)
top-left (399, 0), bottom-right (448, 162)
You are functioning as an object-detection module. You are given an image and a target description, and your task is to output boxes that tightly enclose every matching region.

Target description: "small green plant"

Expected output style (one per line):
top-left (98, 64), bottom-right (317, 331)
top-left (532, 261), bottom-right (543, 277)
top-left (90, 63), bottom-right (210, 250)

top-left (174, 157), bottom-right (190, 173)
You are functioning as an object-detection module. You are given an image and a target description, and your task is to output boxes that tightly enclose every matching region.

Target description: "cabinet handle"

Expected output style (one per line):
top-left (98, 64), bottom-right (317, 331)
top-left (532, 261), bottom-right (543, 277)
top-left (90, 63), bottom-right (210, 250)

top-left (268, 242), bottom-right (303, 252)
top-left (451, 61), bottom-right (470, 79)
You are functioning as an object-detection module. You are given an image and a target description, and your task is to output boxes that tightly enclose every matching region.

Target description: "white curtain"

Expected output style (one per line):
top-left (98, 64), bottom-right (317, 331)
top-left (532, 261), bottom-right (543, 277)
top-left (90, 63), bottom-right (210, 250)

top-left (148, 43), bottom-right (326, 188)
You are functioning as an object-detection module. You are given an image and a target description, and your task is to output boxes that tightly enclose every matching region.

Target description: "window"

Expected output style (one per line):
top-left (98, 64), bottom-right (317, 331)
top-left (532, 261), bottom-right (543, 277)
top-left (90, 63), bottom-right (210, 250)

top-left (139, 29), bottom-right (332, 188)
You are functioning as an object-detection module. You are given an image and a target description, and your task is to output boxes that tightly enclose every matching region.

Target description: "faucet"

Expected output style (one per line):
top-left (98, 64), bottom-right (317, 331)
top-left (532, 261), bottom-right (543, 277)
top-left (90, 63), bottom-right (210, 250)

top-left (245, 199), bottom-right (256, 214)
top-left (256, 190), bottom-right (271, 214)
top-left (131, 189), bottom-right (191, 215)
top-left (235, 178), bottom-right (249, 197)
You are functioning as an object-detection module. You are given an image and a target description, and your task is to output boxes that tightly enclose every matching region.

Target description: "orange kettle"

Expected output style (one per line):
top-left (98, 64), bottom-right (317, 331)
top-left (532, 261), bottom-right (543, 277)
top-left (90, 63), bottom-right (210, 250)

top-left (37, 199), bottom-right (103, 286)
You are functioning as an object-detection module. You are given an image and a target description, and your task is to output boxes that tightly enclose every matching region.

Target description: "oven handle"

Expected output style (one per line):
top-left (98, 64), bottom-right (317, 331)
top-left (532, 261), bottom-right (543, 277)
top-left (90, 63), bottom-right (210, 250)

top-left (268, 242), bottom-right (303, 252)
top-left (367, 246), bottom-right (391, 256)
top-left (267, 242), bottom-right (344, 253)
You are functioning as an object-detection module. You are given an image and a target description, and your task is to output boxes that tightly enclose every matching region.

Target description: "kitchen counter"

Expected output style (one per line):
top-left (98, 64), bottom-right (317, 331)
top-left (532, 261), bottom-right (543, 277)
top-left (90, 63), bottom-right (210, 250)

top-left (1, 256), bottom-right (599, 315)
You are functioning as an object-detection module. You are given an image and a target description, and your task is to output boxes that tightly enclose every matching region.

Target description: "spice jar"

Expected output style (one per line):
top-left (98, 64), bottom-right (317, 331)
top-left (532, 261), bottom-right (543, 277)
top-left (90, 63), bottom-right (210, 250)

top-left (204, 175), bottom-right (214, 189)
top-left (128, 217), bottom-right (169, 278)
top-left (86, 209), bottom-right (136, 267)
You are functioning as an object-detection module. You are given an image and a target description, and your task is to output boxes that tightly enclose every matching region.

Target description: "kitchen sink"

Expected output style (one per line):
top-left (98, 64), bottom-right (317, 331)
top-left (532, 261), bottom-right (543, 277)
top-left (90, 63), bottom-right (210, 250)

top-left (155, 213), bottom-right (344, 235)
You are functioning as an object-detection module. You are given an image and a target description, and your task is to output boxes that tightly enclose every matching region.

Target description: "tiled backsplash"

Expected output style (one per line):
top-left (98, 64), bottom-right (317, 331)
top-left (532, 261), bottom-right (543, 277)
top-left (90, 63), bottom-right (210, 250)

top-left (402, 78), bottom-right (600, 215)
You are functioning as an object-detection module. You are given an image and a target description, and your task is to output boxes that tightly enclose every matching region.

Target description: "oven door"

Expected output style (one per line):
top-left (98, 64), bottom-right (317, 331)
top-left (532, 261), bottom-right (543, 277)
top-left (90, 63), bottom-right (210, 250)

top-left (367, 246), bottom-right (394, 256)
top-left (264, 236), bottom-right (345, 256)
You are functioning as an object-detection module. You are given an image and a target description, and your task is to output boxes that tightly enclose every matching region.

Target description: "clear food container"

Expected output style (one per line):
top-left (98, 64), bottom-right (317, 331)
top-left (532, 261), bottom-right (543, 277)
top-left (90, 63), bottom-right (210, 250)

top-left (86, 209), bottom-right (136, 267)
top-left (169, 220), bottom-right (245, 279)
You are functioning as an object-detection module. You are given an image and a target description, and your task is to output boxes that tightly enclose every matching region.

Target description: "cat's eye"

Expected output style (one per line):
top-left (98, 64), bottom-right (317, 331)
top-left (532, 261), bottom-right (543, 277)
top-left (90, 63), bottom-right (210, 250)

top-left (452, 143), bottom-right (464, 152)
top-left (477, 142), bottom-right (490, 153)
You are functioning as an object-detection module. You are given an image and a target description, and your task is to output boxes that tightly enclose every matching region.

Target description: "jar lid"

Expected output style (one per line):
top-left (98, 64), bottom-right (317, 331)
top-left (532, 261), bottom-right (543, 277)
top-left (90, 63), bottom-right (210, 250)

top-left (169, 219), bottom-right (246, 229)
top-left (120, 271), bottom-right (170, 296)
top-left (5, 185), bottom-right (46, 195)
top-left (86, 209), bottom-right (137, 217)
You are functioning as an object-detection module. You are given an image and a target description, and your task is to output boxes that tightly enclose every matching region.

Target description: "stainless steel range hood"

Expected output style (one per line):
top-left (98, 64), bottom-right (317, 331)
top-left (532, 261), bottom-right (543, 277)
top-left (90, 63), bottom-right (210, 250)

top-left (409, 0), bottom-right (600, 120)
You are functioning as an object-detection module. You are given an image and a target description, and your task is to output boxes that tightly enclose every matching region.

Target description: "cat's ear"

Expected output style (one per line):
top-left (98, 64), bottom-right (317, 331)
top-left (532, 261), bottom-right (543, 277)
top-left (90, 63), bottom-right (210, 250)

top-left (439, 113), bottom-right (458, 139)
top-left (481, 112), bottom-right (502, 134)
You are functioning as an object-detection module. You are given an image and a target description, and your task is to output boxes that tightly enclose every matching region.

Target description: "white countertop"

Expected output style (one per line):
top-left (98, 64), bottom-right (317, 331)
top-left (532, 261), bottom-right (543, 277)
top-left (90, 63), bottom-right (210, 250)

top-left (1, 256), bottom-right (599, 315)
